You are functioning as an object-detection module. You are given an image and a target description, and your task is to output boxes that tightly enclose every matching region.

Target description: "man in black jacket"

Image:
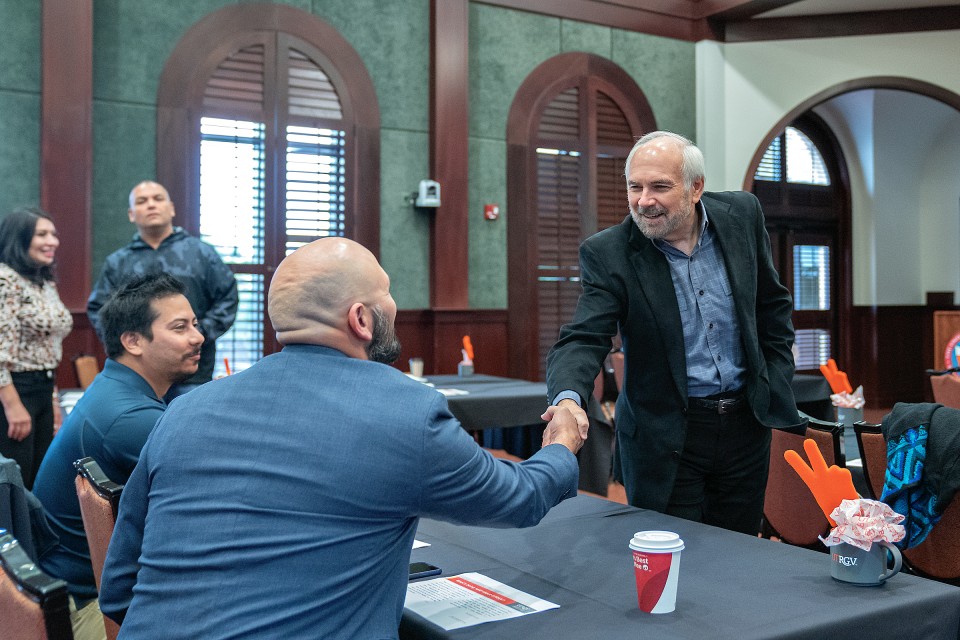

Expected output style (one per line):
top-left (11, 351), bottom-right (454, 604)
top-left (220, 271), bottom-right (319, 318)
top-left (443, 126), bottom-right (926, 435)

top-left (547, 131), bottom-right (802, 535)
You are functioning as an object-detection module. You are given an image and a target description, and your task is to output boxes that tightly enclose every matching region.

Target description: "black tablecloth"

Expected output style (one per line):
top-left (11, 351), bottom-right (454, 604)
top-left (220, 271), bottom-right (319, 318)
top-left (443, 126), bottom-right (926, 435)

top-left (403, 496), bottom-right (960, 640)
top-left (792, 373), bottom-right (834, 422)
top-left (427, 375), bottom-right (549, 430)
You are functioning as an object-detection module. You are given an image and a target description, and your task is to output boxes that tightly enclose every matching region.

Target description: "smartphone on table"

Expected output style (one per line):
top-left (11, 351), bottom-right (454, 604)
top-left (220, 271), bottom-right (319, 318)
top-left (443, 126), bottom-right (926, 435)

top-left (409, 562), bottom-right (442, 580)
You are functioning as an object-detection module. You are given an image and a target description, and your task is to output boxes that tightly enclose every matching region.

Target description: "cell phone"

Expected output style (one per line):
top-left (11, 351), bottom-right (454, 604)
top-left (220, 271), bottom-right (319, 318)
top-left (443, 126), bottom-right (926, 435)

top-left (409, 562), bottom-right (442, 580)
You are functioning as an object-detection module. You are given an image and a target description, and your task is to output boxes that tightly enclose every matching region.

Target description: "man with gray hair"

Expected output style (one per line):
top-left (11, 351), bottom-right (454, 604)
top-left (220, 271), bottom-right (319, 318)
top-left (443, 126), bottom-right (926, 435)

top-left (547, 130), bottom-right (802, 535)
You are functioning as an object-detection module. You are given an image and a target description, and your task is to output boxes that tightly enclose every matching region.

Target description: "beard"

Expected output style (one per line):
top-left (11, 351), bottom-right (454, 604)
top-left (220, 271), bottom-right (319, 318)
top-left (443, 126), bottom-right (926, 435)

top-left (366, 305), bottom-right (403, 364)
top-left (630, 197), bottom-right (694, 241)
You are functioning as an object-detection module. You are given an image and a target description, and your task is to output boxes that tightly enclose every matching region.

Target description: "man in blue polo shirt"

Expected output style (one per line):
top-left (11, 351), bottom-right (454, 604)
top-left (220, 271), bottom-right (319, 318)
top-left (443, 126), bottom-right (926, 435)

top-left (33, 273), bottom-right (203, 640)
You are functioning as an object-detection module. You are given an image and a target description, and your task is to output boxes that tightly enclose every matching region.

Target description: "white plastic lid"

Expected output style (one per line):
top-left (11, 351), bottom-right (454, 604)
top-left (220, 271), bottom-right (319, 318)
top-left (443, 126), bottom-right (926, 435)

top-left (629, 530), bottom-right (684, 552)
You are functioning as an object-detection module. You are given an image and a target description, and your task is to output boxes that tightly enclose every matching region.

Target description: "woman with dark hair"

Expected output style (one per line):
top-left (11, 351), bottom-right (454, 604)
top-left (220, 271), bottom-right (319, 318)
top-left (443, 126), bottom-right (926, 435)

top-left (0, 208), bottom-right (72, 488)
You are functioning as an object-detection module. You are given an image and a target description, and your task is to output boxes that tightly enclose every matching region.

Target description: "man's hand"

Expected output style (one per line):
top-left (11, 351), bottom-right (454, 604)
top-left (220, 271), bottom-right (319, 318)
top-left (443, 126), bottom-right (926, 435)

top-left (547, 398), bottom-right (589, 440)
top-left (4, 401), bottom-right (32, 441)
top-left (541, 405), bottom-right (587, 455)
top-left (783, 438), bottom-right (859, 526)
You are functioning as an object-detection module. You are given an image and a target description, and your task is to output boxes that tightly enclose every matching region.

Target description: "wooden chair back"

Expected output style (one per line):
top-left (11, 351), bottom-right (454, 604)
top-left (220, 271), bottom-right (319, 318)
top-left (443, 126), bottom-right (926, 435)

top-left (0, 532), bottom-right (73, 640)
top-left (762, 416), bottom-right (844, 548)
top-left (73, 355), bottom-right (99, 390)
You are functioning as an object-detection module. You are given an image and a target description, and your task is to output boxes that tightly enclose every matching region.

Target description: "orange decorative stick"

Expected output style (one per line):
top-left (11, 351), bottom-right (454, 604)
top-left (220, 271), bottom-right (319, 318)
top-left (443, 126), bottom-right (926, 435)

top-left (462, 336), bottom-right (474, 361)
top-left (783, 439), bottom-right (859, 526)
top-left (223, 358), bottom-right (232, 376)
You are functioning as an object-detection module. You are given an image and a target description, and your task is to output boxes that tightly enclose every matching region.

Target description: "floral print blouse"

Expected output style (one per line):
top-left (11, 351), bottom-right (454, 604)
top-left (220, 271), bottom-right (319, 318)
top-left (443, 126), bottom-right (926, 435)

top-left (0, 262), bottom-right (73, 387)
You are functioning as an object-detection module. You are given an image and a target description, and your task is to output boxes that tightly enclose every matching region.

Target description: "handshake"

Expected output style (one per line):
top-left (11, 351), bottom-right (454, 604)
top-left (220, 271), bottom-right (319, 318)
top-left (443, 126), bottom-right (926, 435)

top-left (540, 399), bottom-right (590, 454)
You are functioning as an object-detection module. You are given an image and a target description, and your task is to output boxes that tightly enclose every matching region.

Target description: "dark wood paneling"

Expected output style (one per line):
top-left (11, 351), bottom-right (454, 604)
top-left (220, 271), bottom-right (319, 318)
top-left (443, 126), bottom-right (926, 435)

top-left (41, 0), bottom-right (93, 311)
top-left (395, 309), bottom-right (509, 377)
top-left (847, 302), bottom-right (960, 409)
top-left (429, 0), bottom-right (470, 309)
top-left (56, 312), bottom-right (104, 389)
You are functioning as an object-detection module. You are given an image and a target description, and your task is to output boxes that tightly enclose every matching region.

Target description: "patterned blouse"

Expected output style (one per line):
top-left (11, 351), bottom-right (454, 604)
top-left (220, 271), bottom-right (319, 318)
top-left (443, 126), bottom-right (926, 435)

top-left (0, 262), bottom-right (73, 387)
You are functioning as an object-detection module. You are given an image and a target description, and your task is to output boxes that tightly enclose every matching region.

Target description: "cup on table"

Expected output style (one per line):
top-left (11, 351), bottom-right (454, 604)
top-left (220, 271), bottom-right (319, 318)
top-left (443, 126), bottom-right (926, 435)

top-left (830, 541), bottom-right (902, 586)
top-left (836, 406), bottom-right (864, 427)
top-left (409, 357), bottom-right (424, 378)
top-left (629, 531), bottom-right (684, 613)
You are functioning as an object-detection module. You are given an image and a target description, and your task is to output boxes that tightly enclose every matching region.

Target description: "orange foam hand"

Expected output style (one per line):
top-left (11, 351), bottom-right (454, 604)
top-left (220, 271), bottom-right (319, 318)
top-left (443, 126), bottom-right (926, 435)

top-left (783, 438), bottom-right (859, 526)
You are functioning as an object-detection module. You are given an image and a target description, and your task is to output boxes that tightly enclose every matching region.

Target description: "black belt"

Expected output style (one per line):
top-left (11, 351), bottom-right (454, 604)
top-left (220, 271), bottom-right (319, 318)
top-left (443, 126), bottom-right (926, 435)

top-left (11, 369), bottom-right (55, 381)
top-left (688, 394), bottom-right (746, 415)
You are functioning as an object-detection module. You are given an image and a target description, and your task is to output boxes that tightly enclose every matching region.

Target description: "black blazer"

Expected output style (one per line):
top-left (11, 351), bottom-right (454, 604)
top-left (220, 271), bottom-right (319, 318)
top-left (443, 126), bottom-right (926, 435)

top-left (546, 191), bottom-right (802, 510)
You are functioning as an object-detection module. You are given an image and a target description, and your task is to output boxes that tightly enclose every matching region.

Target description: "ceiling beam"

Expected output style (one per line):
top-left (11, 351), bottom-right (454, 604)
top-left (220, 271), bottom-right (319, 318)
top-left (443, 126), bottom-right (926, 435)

top-left (723, 5), bottom-right (960, 42)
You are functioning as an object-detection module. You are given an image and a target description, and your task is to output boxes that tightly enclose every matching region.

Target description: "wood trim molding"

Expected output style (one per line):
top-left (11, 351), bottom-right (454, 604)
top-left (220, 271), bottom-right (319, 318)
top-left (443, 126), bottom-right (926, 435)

top-left (474, 0), bottom-right (705, 41)
top-left (41, 0), bottom-right (93, 311)
top-left (429, 0), bottom-right (470, 309)
top-left (722, 6), bottom-right (960, 42)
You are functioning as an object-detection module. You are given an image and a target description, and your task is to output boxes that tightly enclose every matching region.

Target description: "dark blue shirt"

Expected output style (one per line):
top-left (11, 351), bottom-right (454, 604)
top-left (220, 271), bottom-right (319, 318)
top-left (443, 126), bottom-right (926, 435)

top-left (33, 359), bottom-right (165, 601)
top-left (652, 204), bottom-right (746, 396)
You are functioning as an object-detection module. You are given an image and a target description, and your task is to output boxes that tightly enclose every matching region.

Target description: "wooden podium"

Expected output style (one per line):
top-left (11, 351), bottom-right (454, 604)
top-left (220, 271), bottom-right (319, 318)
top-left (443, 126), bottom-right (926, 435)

top-left (933, 311), bottom-right (960, 370)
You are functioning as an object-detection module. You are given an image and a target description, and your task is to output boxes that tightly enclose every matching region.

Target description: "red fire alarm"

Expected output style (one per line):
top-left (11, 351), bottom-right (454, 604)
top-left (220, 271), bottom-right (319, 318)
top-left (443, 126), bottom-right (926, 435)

top-left (483, 204), bottom-right (500, 220)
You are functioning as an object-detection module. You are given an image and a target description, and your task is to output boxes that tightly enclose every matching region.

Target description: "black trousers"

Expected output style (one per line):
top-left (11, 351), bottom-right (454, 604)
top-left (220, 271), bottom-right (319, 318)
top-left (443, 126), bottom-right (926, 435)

top-left (665, 401), bottom-right (772, 536)
top-left (0, 370), bottom-right (55, 489)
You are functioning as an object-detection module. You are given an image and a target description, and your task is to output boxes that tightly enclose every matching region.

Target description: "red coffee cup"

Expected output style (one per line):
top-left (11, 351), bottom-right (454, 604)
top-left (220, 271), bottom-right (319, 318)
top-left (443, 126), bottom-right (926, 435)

top-left (629, 530), bottom-right (684, 613)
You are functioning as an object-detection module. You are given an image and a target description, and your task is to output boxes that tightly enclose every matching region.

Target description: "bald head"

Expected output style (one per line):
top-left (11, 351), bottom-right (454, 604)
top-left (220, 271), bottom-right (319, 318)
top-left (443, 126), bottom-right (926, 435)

top-left (268, 238), bottom-right (398, 359)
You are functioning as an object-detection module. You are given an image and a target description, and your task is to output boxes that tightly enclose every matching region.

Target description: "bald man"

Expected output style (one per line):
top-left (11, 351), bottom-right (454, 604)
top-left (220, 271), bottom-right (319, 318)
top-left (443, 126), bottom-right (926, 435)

top-left (99, 238), bottom-right (585, 640)
top-left (87, 180), bottom-right (238, 400)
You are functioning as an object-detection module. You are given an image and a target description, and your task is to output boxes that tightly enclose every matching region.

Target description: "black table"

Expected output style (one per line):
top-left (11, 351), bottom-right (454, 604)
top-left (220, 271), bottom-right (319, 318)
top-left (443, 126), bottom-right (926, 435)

top-left (792, 373), bottom-right (834, 422)
top-left (426, 375), bottom-right (549, 431)
top-left (403, 496), bottom-right (960, 639)
top-left (426, 375), bottom-right (614, 495)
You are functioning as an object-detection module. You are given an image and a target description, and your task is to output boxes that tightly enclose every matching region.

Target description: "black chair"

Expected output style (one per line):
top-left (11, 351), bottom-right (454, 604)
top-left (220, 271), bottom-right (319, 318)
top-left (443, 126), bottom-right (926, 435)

top-left (762, 415), bottom-right (844, 549)
top-left (0, 532), bottom-right (73, 640)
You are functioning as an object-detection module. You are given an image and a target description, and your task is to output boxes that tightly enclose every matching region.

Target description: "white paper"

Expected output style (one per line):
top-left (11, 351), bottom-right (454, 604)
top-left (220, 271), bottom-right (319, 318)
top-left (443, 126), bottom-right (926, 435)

top-left (404, 572), bottom-right (559, 631)
top-left (412, 539), bottom-right (430, 549)
top-left (436, 388), bottom-right (469, 397)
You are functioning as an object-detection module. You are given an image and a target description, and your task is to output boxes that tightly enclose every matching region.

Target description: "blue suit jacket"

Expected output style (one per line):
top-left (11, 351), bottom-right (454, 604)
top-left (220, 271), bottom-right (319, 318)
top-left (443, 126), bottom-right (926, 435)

top-left (547, 192), bottom-right (802, 511)
top-left (100, 345), bottom-right (578, 639)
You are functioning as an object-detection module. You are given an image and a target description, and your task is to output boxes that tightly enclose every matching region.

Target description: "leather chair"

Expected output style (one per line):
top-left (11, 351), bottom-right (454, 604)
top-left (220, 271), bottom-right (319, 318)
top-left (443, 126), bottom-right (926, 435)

top-left (762, 415), bottom-right (844, 549)
top-left (852, 421), bottom-right (960, 584)
top-left (0, 532), bottom-right (73, 640)
top-left (74, 458), bottom-right (123, 639)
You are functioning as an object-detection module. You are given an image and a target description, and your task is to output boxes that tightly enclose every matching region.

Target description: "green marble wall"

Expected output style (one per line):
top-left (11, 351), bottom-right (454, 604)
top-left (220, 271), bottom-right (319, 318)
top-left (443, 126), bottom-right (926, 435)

top-left (0, 0), bottom-right (41, 217)
top-left (2, 0), bottom-right (694, 308)
top-left (466, 5), bottom-right (695, 308)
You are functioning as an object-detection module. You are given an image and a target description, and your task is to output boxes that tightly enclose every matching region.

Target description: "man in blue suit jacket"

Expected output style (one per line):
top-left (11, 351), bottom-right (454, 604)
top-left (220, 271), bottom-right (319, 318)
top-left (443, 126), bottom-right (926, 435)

top-left (548, 131), bottom-right (801, 536)
top-left (99, 237), bottom-right (584, 639)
